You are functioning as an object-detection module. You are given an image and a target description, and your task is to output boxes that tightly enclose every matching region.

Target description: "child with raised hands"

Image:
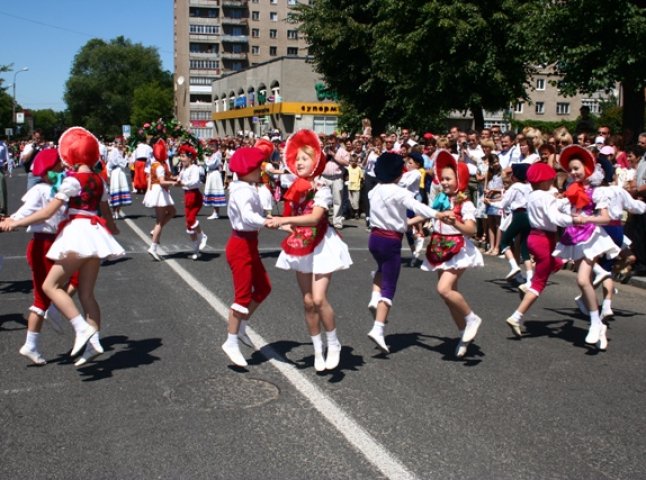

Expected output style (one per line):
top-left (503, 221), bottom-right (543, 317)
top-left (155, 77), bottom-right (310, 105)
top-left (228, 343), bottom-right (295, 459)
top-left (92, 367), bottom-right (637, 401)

top-left (266, 129), bottom-right (352, 372)
top-left (420, 151), bottom-right (484, 358)
top-left (221, 147), bottom-right (273, 367)
top-left (366, 152), bottom-right (443, 354)
top-left (1, 127), bottom-right (124, 366)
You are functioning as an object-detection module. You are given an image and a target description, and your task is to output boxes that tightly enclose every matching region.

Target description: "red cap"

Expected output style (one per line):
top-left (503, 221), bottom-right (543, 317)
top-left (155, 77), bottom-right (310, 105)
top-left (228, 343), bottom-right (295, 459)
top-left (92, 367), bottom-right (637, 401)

top-left (526, 163), bottom-right (556, 184)
top-left (229, 147), bottom-right (265, 176)
top-left (32, 148), bottom-right (60, 177)
top-left (58, 127), bottom-right (99, 168)
top-left (254, 138), bottom-right (274, 161)
top-left (153, 139), bottom-right (168, 161)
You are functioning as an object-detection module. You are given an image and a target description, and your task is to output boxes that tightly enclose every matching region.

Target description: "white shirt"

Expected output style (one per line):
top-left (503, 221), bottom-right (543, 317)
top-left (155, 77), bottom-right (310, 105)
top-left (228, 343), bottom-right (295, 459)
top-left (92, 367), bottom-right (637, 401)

top-left (133, 143), bottom-right (153, 161)
top-left (369, 183), bottom-right (437, 233)
top-left (527, 189), bottom-right (573, 231)
top-left (398, 169), bottom-right (421, 194)
top-left (498, 146), bottom-right (520, 170)
top-left (106, 147), bottom-right (127, 170)
top-left (595, 185), bottom-right (646, 220)
top-left (178, 164), bottom-right (201, 190)
top-left (489, 182), bottom-right (532, 211)
top-left (11, 183), bottom-right (66, 234)
top-left (227, 181), bottom-right (266, 231)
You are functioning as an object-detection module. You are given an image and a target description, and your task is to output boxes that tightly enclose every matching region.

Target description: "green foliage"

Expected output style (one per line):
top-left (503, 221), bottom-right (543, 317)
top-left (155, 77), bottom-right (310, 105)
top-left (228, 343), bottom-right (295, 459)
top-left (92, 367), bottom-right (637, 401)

top-left (292, 0), bottom-right (533, 134)
top-left (65, 36), bottom-right (171, 138)
top-left (131, 82), bottom-right (174, 128)
top-left (30, 109), bottom-right (62, 139)
top-left (129, 117), bottom-right (208, 158)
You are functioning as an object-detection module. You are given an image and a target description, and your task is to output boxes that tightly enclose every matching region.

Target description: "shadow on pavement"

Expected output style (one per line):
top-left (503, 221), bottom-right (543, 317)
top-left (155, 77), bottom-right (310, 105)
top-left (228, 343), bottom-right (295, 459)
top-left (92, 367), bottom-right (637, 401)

top-left (0, 312), bottom-right (27, 331)
top-left (387, 331), bottom-right (484, 366)
top-left (0, 279), bottom-right (32, 295)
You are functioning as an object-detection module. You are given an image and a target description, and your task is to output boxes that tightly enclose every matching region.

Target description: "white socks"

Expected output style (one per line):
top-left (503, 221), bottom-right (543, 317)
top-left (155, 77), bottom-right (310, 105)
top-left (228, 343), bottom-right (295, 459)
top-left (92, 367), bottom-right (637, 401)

top-left (511, 310), bottom-right (524, 323)
top-left (224, 333), bottom-right (239, 348)
top-left (590, 310), bottom-right (601, 327)
top-left (593, 263), bottom-right (608, 276)
top-left (508, 257), bottom-right (519, 270)
top-left (526, 269), bottom-right (534, 284)
top-left (326, 329), bottom-right (341, 349)
top-left (69, 314), bottom-right (90, 333)
top-left (602, 299), bottom-right (612, 311)
top-left (311, 333), bottom-right (323, 353)
top-left (369, 321), bottom-right (385, 336)
top-left (24, 331), bottom-right (39, 351)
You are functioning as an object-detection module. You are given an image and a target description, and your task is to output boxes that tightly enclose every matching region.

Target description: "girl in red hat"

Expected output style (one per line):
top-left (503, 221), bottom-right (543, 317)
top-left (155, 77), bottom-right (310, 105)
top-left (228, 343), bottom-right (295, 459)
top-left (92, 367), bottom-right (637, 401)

top-left (267, 129), bottom-right (352, 372)
top-left (552, 145), bottom-right (621, 348)
top-left (175, 144), bottom-right (208, 260)
top-left (420, 150), bottom-right (484, 358)
top-left (0, 149), bottom-right (79, 364)
top-left (143, 139), bottom-right (176, 261)
top-left (2, 127), bottom-right (124, 366)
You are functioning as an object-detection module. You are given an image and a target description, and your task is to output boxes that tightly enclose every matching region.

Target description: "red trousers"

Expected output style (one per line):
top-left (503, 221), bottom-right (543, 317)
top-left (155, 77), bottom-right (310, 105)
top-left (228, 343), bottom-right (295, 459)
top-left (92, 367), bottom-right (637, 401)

top-left (133, 160), bottom-right (147, 192)
top-left (527, 229), bottom-right (564, 295)
top-left (27, 234), bottom-right (79, 313)
top-left (226, 231), bottom-right (271, 313)
top-left (184, 189), bottom-right (203, 233)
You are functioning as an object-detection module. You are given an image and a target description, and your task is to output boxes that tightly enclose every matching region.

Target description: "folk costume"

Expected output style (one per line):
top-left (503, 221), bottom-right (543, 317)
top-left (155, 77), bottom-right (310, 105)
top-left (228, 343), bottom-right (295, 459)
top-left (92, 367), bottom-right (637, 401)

top-left (421, 151), bottom-right (484, 272)
top-left (225, 147), bottom-right (272, 316)
top-left (275, 130), bottom-right (352, 274)
top-left (203, 147), bottom-right (227, 212)
top-left (143, 140), bottom-right (175, 209)
top-left (106, 144), bottom-right (132, 213)
top-left (132, 140), bottom-right (152, 193)
top-left (176, 144), bottom-right (208, 260)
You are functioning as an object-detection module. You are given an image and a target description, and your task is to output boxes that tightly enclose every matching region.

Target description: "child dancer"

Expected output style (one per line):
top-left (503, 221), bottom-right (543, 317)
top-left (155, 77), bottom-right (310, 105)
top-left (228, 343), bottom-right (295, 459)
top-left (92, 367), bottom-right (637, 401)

top-left (204, 143), bottom-right (227, 219)
top-left (144, 139), bottom-right (176, 261)
top-left (175, 144), bottom-right (208, 260)
top-left (221, 147), bottom-right (272, 367)
top-left (366, 152), bottom-right (442, 353)
top-left (2, 127), bottom-right (124, 366)
top-left (1, 149), bottom-right (77, 364)
top-left (485, 163), bottom-right (533, 288)
top-left (552, 145), bottom-right (621, 347)
top-left (420, 151), bottom-right (484, 358)
top-left (267, 129), bottom-right (352, 372)
top-left (399, 152), bottom-right (427, 266)
top-left (504, 163), bottom-right (583, 340)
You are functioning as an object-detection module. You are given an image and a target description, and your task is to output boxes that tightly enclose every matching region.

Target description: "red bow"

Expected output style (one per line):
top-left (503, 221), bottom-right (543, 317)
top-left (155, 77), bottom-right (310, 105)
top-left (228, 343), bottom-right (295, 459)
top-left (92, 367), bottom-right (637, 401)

top-left (282, 178), bottom-right (312, 216)
top-left (564, 181), bottom-right (590, 210)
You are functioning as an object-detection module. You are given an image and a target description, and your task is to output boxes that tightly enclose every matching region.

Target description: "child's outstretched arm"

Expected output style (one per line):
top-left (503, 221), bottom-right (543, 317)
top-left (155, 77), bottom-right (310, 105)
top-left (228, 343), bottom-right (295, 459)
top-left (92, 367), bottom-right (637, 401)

top-left (0, 198), bottom-right (64, 231)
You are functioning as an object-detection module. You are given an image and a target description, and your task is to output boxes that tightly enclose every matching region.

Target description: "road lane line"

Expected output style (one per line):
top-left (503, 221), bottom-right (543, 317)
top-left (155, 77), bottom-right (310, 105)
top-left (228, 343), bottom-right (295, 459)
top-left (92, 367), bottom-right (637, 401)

top-left (125, 218), bottom-right (418, 480)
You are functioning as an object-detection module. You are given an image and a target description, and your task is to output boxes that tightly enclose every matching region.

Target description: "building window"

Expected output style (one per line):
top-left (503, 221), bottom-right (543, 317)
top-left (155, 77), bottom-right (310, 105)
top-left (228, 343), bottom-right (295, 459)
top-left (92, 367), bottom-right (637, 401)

top-left (513, 102), bottom-right (524, 114)
top-left (287, 47), bottom-right (298, 56)
top-left (190, 76), bottom-right (217, 86)
top-left (269, 29), bottom-right (277, 38)
top-left (231, 62), bottom-right (243, 71)
top-left (287, 30), bottom-right (298, 40)
top-left (251, 28), bottom-right (259, 38)
top-left (189, 7), bottom-right (219, 18)
top-left (252, 46), bottom-right (260, 55)
top-left (288, 0), bottom-right (297, 4)
top-left (251, 11), bottom-right (259, 21)
top-left (190, 42), bottom-right (218, 54)
top-left (556, 102), bottom-right (571, 115)
top-left (190, 59), bottom-right (219, 70)
top-left (270, 12), bottom-right (278, 21)
top-left (190, 111), bottom-right (212, 121)
top-left (270, 0), bottom-right (278, 4)
top-left (536, 78), bottom-right (545, 91)
top-left (251, 0), bottom-right (259, 3)
top-left (269, 46), bottom-right (277, 56)
top-left (535, 102), bottom-right (545, 115)
top-left (581, 99), bottom-right (601, 114)
top-left (190, 24), bottom-right (219, 35)
top-left (313, 116), bottom-right (338, 135)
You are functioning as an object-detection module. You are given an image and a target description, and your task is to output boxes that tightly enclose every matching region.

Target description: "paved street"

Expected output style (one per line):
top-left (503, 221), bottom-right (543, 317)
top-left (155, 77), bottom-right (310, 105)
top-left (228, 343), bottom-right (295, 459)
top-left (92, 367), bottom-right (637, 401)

top-left (1, 172), bottom-right (645, 480)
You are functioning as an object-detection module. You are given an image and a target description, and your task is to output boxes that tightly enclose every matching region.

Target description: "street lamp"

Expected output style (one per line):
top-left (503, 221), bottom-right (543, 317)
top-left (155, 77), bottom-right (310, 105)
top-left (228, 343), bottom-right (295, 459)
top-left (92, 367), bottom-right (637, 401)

top-left (12, 67), bottom-right (29, 124)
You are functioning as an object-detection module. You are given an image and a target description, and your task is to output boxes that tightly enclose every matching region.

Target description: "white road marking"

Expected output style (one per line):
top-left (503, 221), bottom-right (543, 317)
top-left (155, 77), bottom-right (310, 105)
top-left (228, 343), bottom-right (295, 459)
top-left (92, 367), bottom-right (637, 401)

top-left (125, 217), bottom-right (417, 480)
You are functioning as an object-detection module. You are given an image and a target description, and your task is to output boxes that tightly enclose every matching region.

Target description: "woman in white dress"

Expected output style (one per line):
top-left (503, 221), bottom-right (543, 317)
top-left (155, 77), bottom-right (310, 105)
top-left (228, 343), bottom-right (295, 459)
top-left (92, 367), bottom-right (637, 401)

top-left (203, 143), bottom-right (227, 219)
top-left (107, 142), bottom-right (132, 219)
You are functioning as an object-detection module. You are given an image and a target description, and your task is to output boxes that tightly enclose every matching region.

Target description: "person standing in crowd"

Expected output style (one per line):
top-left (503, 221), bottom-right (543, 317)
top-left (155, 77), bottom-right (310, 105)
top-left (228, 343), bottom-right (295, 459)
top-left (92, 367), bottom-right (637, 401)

top-left (106, 140), bottom-right (132, 219)
top-left (321, 135), bottom-right (349, 230)
top-left (20, 129), bottom-right (45, 190)
top-left (421, 151), bottom-right (484, 359)
top-left (221, 147), bottom-right (272, 367)
top-left (625, 134), bottom-right (646, 276)
top-left (175, 144), bottom-right (208, 260)
top-left (268, 129), bottom-right (352, 372)
top-left (144, 139), bottom-right (176, 261)
top-left (1, 127), bottom-right (125, 366)
top-left (204, 143), bottom-right (227, 219)
top-left (132, 137), bottom-right (152, 194)
top-left (0, 134), bottom-right (8, 216)
top-left (361, 137), bottom-right (381, 230)
top-left (347, 153), bottom-right (364, 220)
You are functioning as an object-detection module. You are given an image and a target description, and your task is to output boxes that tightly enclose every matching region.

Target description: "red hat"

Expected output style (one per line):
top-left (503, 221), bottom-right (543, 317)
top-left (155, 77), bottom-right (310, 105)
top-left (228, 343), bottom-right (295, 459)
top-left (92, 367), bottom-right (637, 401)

top-left (58, 127), bottom-right (99, 168)
top-left (178, 143), bottom-right (197, 158)
top-left (153, 139), bottom-right (168, 161)
top-left (423, 132), bottom-right (434, 140)
top-left (32, 148), bottom-right (60, 177)
top-left (254, 138), bottom-right (274, 161)
top-left (559, 144), bottom-right (595, 178)
top-left (435, 150), bottom-right (469, 193)
top-left (526, 162), bottom-right (556, 184)
top-left (229, 147), bottom-right (265, 176)
top-left (285, 129), bottom-right (324, 178)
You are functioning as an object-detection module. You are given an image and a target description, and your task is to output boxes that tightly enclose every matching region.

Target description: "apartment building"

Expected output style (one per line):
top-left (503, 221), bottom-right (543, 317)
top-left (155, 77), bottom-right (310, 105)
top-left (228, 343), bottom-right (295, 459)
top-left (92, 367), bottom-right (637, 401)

top-left (173, 0), bottom-right (309, 138)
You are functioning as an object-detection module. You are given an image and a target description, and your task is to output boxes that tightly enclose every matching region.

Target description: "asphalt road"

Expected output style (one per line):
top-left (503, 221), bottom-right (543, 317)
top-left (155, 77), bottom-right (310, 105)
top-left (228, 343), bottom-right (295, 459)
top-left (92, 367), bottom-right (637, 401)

top-left (1, 171), bottom-right (645, 480)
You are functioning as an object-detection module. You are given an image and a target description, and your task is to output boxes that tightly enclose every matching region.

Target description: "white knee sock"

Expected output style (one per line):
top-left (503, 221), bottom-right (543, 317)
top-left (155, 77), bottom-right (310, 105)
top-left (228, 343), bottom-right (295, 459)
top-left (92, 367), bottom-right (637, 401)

top-left (511, 310), bottom-right (524, 323)
top-left (370, 321), bottom-right (385, 336)
top-left (224, 333), bottom-right (239, 348)
top-left (593, 263), bottom-right (609, 276)
top-left (325, 329), bottom-right (340, 348)
top-left (589, 310), bottom-right (601, 327)
top-left (89, 331), bottom-right (102, 349)
top-left (526, 269), bottom-right (534, 284)
top-left (508, 258), bottom-right (519, 270)
top-left (602, 299), bottom-right (612, 311)
top-left (311, 333), bottom-right (323, 353)
top-left (24, 331), bottom-right (39, 350)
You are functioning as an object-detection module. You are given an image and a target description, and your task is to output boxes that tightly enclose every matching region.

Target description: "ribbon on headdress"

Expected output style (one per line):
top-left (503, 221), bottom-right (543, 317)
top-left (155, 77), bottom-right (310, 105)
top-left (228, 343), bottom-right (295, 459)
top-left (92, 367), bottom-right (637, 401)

top-left (47, 171), bottom-right (66, 196)
top-left (564, 181), bottom-right (590, 210)
top-left (432, 192), bottom-right (451, 212)
top-left (282, 178), bottom-right (313, 216)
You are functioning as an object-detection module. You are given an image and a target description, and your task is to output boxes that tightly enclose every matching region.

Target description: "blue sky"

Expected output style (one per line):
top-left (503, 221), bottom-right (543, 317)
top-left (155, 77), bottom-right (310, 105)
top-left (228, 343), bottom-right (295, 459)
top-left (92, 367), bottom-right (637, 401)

top-left (0, 0), bottom-right (173, 112)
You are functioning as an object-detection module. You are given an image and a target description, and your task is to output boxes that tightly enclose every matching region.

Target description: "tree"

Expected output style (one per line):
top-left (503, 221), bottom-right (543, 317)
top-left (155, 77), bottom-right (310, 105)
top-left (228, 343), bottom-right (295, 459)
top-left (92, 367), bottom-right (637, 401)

top-left (0, 64), bottom-right (14, 132)
top-left (65, 36), bottom-right (172, 138)
top-left (528, 0), bottom-right (646, 142)
top-left (30, 109), bottom-right (61, 140)
top-left (292, 0), bottom-right (533, 133)
top-left (130, 82), bottom-right (174, 128)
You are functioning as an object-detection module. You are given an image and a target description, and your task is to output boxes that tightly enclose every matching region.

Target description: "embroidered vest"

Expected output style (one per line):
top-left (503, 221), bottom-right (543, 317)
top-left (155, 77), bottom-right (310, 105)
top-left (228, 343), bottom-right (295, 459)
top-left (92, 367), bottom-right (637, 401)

top-left (67, 172), bottom-right (103, 212)
top-left (281, 189), bottom-right (328, 256)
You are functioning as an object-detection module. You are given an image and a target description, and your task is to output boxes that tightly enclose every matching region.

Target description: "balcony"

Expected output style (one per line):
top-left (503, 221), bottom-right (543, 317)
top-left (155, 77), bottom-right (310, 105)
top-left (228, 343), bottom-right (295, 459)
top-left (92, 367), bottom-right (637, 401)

top-left (222, 0), bottom-right (246, 6)
top-left (221, 35), bottom-right (248, 43)
top-left (189, 51), bottom-right (220, 59)
top-left (221, 17), bottom-right (247, 26)
top-left (190, 0), bottom-right (219, 6)
top-left (220, 52), bottom-right (247, 60)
